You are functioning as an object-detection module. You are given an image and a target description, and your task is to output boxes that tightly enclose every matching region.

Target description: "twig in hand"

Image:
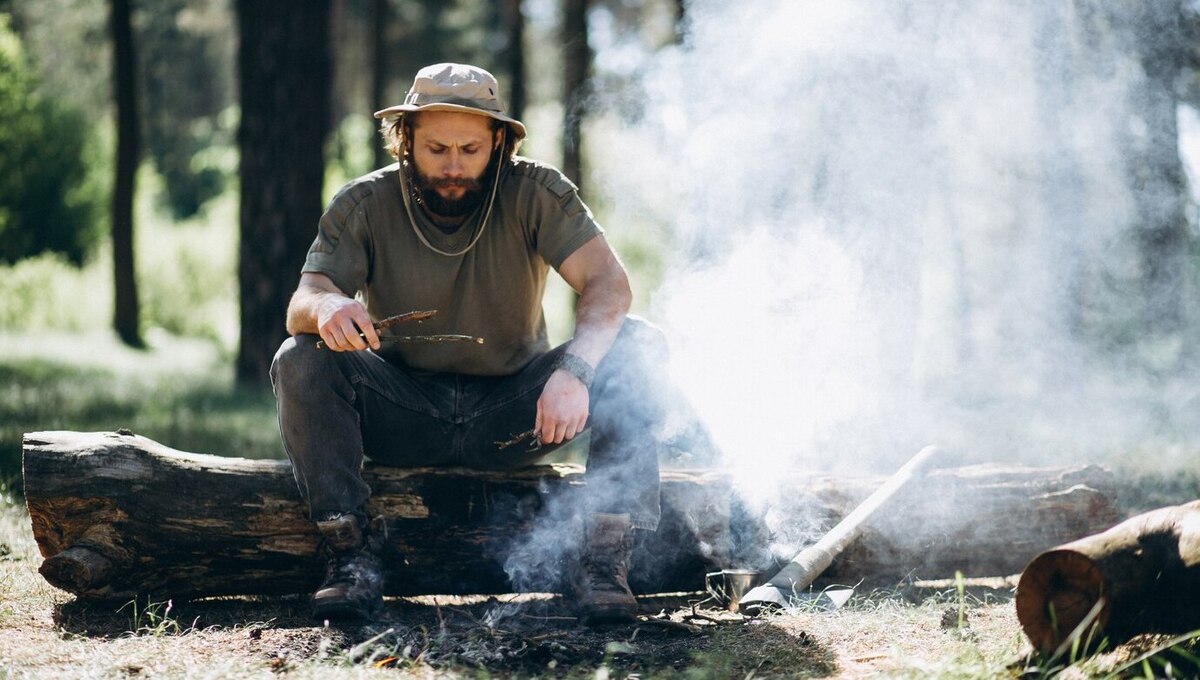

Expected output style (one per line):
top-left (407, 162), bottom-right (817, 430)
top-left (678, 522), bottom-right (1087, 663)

top-left (316, 333), bottom-right (485, 349)
top-left (494, 428), bottom-right (542, 453)
top-left (314, 309), bottom-right (446, 349)
top-left (375, 310), bottom-right (438, 329)
top-left (387, 334), bottom-right (484, 344)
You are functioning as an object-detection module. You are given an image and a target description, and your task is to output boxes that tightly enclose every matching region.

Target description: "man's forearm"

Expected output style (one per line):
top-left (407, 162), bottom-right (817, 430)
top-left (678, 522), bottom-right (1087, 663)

top-left (566, 271), bottom-right (632, 369)
top-left (285, 282), bottom-right (346, 336)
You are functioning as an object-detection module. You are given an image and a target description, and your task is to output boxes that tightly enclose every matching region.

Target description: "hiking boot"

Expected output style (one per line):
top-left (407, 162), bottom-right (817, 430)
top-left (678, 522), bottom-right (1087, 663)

top-left (570, 513), bottom-right (638, 624)
top-left (312, 513), bottom-right (386, 623)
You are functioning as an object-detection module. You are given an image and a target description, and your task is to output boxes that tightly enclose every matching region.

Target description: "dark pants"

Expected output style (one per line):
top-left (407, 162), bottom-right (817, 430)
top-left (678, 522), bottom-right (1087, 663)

top-left (270, 316), bottom-right (666, 531)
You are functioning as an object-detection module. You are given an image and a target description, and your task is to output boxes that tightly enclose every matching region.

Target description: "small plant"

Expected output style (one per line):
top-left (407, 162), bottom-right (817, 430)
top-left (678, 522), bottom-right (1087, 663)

top-left (118, 598), bottom-right (192, 637)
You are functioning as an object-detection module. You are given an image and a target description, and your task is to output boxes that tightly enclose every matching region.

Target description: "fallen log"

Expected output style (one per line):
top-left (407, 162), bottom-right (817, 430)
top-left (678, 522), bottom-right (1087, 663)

top-left (24, 431), bottom-right (1121, 602)
top-left (822, 462), bottom-right (1122, 579)
top-left (1015, 501), bottom-right (1200, 655)
top-left (24, 430), bottom-right (731, 602)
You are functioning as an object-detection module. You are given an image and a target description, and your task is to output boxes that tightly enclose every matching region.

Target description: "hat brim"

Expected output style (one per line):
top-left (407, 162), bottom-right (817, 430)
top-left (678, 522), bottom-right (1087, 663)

top-left (374, 103), bottom-right (527, 141)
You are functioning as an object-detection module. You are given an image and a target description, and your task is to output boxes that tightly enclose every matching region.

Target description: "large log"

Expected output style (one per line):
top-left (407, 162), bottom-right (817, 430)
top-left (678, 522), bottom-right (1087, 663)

top-left (24, 431), bottom-right (1122, 602)
top-left (23, 430), bottom-right (731, 602)
top-left (1015, 501), bottom-right (1200, 655)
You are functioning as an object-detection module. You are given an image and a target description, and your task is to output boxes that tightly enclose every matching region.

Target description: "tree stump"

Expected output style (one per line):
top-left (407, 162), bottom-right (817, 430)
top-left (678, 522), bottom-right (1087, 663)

top-left (1016, 501), bottom-right (1200, 654)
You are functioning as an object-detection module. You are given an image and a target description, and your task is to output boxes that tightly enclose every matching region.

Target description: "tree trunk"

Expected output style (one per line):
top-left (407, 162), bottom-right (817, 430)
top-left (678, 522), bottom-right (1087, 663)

top-left (110, 0), bottom-right (142, 348)
top-left (1125, 1), bottom-right (1191, 342)
top-left (234, 0), bottom-right (332, 387)
top-left (24, 431), bottom-right (1121, 603)
top-left (561, 0), bottom-right (590, 191)
top-left (500, 0), bottom-right (526, 123)
top-left (1016, 501), bottom-right (1200, 655)
top-left (371, 0), bottom-right (389, 170)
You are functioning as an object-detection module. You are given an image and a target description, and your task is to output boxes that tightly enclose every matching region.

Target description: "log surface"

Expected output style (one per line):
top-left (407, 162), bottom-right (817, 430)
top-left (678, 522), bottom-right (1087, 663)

top-left (25, 431), bottom-right (1122, 602)
top-left (825, 462), bottom-right (1122, 579)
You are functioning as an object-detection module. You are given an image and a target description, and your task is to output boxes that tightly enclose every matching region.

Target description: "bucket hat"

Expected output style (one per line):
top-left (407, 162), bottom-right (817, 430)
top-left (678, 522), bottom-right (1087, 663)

top-left (374, 63), bottom-right (527, 141)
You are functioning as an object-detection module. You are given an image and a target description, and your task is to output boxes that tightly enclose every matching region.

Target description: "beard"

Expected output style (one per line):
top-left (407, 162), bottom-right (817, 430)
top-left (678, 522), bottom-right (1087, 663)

top-left (410, 161), bottom-right (495, 218)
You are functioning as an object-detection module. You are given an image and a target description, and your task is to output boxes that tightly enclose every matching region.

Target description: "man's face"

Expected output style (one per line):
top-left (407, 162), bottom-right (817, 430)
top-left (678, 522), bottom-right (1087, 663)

top-left (409, 111), bottom-right (500, 217)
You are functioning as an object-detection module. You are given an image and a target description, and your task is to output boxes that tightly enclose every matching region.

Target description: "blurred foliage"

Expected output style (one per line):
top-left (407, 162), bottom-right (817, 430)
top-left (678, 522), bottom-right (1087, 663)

top-left (0, 171), bottom-right (239, 349)
top-left (0, 13), bottom-right (105, 265)
top-left (137, 0), bottom-right (235, 219)
top-left (9, 0), bottom-right (236, 221)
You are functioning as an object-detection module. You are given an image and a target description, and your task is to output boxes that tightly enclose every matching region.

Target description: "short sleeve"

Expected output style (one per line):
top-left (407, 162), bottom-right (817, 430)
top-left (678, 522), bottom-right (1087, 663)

top-left (528, 172), bottom-right (603, 269)
top-left (302, 187), bottom-right (373, 297)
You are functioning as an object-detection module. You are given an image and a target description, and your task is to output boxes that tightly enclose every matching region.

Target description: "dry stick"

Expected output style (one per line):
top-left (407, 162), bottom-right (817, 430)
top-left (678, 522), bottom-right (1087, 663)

top-left (683, 612), bottom-right (728, 625)
top-left (494, 428), bottom-right (539, 449)
top-left (316, 333), bottom-right (484, 349)
top-left (635, 619), bottom-right (703, 634)
top-left (375, 310), bottom-right (438, 329)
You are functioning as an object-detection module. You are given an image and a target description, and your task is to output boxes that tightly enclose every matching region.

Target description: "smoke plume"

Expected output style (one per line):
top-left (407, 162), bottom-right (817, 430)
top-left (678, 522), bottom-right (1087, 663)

top-left (591, 0), bottom-right (1200, 495)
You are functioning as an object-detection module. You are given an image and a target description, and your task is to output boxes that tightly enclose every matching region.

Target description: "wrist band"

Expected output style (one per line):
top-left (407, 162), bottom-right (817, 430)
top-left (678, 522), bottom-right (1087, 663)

top-left (557, 352), bottom-right (595, 389)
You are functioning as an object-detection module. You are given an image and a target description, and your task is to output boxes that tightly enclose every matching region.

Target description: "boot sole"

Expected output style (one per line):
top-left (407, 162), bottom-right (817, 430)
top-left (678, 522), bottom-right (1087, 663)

top-left (578, 603), bottom-right (638, 625)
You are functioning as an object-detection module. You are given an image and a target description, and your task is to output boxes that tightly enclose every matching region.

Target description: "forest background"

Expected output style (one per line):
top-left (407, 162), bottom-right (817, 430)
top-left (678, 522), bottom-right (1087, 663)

top-left (7, 2), bottom-right (1200, 677)
top-left (0, 0), bottom-right (685, 480)
top-left (3, 0), bottom-right (1200, 487)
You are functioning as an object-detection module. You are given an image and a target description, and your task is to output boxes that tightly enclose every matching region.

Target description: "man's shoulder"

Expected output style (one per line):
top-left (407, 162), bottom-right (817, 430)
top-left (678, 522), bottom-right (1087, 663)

top-left (327, 164), bottom-right (399, 212)
top-left (505, 157), bottom-right (580, 199)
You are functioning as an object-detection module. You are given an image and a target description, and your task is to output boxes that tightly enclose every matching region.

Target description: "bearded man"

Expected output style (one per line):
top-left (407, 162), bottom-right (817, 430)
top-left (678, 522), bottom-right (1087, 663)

top-left (271, 63), bottom-right (669, 624)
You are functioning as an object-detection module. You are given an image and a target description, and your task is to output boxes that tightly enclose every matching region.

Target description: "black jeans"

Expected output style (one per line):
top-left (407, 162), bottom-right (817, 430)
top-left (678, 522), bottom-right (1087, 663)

top-left (270, 316), bottom-right (666, 531)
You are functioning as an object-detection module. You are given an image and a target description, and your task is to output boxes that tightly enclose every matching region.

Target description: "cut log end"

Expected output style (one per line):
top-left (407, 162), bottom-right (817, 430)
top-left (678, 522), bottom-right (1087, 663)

top-left (39, 545), bottom-right (115, 593)
top-left (1016, 549), bottom-right (1110, 654)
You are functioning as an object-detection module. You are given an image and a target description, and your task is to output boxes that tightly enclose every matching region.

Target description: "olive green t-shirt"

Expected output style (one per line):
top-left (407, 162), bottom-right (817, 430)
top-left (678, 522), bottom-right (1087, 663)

top-left (302, 157), bottom-right (602, 376)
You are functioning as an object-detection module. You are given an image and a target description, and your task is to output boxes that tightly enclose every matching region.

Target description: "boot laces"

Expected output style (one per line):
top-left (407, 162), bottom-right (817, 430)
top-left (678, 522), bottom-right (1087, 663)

top-left (581, 549), bottom-right (626, 591)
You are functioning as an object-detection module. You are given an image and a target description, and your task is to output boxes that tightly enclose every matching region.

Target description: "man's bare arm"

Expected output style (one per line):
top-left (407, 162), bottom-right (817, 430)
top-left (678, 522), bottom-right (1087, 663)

top-left (534, 235), bottom-right (632, 445)
top-left (285, 272), bottom-right (380, 351)
top-left (557, 235), bottom-right (633, 366)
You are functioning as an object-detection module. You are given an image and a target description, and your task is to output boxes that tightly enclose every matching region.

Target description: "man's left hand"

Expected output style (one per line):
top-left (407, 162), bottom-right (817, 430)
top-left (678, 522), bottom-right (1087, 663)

top-left (535, 369), bottom-right (590, 445)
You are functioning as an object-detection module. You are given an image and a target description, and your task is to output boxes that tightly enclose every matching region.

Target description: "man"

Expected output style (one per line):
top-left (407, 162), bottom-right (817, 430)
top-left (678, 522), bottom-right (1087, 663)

top-left (271, 63), bottom-right (668, 624)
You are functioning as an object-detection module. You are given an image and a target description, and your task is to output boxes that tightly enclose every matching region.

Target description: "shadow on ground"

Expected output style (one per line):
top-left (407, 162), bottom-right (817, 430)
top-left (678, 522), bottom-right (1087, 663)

top-left (53, 593), bottom-right (838, 677)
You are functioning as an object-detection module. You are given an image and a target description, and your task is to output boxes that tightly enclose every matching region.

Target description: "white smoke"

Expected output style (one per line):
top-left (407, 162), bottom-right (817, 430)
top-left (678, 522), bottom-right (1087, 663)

top-left (593, 0), bottom-right (1200, 490)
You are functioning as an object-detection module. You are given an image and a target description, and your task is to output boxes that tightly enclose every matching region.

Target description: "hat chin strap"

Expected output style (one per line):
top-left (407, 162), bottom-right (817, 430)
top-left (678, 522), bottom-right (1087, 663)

top-left (399, 127), bottom-right (505, 257)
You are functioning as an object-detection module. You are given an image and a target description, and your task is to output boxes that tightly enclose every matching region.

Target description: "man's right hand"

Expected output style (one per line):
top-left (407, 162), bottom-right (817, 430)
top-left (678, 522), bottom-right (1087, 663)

top-left (315, 294), bottom-right (380, 352)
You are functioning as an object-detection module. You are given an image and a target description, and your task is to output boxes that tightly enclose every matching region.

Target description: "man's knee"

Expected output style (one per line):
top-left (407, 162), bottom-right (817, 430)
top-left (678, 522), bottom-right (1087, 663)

top-left (270, 334), bottom-right (325, 394)
top-left (612, 315), bottom-right (668, 367)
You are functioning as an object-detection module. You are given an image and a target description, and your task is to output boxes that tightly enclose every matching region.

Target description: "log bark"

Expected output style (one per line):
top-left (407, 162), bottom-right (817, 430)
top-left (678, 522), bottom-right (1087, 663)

top-left (1015, 501), bottom-right (1200, 655)
top-left (24, 431), bottom-right (1121, 602)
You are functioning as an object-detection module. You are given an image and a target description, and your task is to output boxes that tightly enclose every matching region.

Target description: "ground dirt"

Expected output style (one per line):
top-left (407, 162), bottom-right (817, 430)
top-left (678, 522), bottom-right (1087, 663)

top-left (0, 518), bottom-right (1069, 680)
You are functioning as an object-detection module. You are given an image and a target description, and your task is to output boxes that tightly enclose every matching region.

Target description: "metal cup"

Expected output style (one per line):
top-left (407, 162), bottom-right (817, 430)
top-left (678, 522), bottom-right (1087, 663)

top-left (705, 569), bottom-right (761, 611)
